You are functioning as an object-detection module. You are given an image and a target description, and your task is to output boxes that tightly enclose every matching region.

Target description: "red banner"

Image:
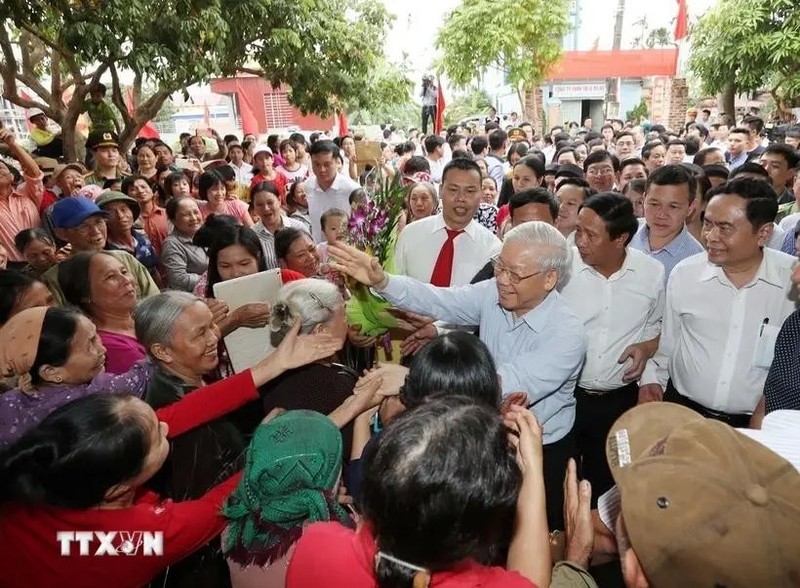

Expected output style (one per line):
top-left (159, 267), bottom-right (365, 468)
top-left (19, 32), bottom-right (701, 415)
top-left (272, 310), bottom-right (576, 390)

top-left (674, 0), bottom-right (688, 40)
top-left (435, 76), bottom-right (445, 135)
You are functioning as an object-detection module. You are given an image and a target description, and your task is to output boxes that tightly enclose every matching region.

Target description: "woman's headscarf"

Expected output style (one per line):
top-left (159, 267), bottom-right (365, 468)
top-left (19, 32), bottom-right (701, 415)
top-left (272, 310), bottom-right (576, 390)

top-left (222, 410), bottom-right (351, 567)
top-left (0, 306), bottom-right (47, 393)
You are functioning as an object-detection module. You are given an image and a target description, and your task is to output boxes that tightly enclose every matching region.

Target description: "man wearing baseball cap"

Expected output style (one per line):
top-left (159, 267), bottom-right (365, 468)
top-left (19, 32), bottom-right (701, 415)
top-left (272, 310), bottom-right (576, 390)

top-left (84, 130), bottom-right (127, 186)
top-left (605, 403), bottom-right (800, 587)
top-left (41, 197), bottom-right (159, 305)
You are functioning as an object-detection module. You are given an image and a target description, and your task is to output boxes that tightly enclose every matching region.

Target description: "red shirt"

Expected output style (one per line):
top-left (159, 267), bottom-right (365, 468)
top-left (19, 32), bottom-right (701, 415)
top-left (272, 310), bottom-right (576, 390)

top-left (40, 189), bottom-right (59, 215)
top-left (286, 522), bottom-right (536, 588)
top-left (496, 204), bottom-right (510, 230)
top-left (0, 370), bottom-right (257, 588)
top-left (250, 172), bottom-right (288, 203)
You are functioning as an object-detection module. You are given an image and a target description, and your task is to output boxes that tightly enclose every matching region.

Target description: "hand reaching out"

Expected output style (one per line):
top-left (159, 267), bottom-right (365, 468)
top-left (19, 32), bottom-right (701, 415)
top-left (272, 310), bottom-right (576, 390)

top-left (327, 242), bottom-right (387, 287)
top-left (232, 302), bottom-right (271, 329)
top-left (272, 318), bottom-right (342, 371)
top-left (504, 405), bottom-right (543, 477)
top-left (563, 458), bottom-right (593, 569)
top-left (0, 128), bottom-right (16, 147)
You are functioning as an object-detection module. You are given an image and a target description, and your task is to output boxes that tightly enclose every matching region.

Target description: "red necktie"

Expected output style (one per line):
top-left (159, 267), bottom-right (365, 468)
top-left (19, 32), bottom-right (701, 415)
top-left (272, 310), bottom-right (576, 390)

top-left (429, 229), bottom-right (464, 287)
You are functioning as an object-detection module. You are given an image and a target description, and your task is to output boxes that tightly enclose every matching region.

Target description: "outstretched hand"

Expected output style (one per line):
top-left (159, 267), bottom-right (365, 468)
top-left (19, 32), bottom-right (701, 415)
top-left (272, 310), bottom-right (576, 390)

top-left (327, 242), bottom-right (387, 287)
top-left (563, 458), bottom-right (593, 569)
top-left (272, 318), bottom-right (342, 371)
top-left (0, 128), bottom-right (16, 147)
top-left (504, 405), bottom-right (543, 477)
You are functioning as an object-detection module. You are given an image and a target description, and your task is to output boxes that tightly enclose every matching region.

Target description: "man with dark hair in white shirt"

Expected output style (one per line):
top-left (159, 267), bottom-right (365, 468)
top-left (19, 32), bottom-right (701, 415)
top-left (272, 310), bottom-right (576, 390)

top-left (640, 177), bottom-right (796, 426)
top-left (395, 158), bottom-right (501, 353)
top-left (305, 140), bottom-right (360, 242)
top-left (561, 192), bottom-right (664, 500)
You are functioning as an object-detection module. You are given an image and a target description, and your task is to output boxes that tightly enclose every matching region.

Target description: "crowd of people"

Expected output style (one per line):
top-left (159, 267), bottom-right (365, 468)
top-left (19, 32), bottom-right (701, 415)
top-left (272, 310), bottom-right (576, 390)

top-left (0, 101), bottom-right (798, 588)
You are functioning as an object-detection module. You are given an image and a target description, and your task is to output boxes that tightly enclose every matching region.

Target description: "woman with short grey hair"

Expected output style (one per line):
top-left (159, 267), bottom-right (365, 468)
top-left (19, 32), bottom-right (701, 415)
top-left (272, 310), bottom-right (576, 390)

top-left (263, 278), bottom-right (360, 458)
top-left (133, 290), bottom-right (198, 358)
top-left (132, 290), bottom-right (345, 497)
top-left (270, 278), bottom-right (345, 344)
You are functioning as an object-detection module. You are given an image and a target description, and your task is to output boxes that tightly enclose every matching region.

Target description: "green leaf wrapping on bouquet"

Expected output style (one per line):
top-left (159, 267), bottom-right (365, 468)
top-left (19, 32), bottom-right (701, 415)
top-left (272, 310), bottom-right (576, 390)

top-left (345, 172), bottom-right (406, 336)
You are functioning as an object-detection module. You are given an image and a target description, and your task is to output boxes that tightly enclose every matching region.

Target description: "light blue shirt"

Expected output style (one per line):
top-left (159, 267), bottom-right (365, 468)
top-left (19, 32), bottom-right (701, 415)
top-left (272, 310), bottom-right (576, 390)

top-left (380, 276), bottom-right (587, 444)
top-left (629, 224), bottom-right (704, 284)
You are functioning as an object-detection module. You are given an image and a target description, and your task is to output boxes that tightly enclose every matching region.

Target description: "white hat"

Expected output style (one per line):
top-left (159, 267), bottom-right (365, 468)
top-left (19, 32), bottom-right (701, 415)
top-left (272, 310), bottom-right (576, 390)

top-left (253, 145), bottom-right (273, 156)
top-left (27, 108), bottom-right (45, 120)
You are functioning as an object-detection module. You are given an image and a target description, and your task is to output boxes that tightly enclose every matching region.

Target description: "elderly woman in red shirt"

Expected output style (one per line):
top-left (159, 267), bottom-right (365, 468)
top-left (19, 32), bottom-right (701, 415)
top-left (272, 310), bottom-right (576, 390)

top-left (0, 128), bottom-right (44, 269)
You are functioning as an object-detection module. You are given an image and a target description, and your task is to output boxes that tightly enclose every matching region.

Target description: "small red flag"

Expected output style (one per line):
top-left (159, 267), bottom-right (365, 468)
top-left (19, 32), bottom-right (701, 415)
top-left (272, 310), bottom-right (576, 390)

top-left (235, 79), bottom-right (259, 136)
top-left (674, 0), bottom-right (688, 40)
top-left (125, 87), bottom-right (160, 139)
top-left (337, 110), bottom-right (350, 137)
top-left (434, 76), bottom-right (445, 135)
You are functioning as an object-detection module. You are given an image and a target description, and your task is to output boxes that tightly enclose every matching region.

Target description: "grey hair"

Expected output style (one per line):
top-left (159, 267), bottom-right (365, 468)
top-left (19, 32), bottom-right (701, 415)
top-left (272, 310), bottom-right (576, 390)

top-left (270, 278), bottom-right (344, 346)
top-left (134, 291), bottom-right (201, 354)
top-left (503, 221), bottom-right (572, 290)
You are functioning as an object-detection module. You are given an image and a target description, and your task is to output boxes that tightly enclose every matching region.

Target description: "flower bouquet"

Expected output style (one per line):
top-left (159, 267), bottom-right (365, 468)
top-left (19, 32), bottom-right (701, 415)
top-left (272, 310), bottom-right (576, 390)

top-left (342, 171), bottom-right (408, 346)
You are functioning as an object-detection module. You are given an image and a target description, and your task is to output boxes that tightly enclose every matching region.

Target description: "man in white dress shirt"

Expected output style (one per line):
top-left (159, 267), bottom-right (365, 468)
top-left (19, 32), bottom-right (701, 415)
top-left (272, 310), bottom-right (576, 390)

top-left (395, 158), bottom-right (501, 284)
top-left (561, 192), bottom-right (664, 499)
top-left (640, 177), bottom-right (797, 426)
top-left (395, 158), bottom-right (501, 351)
top-left (305, 140), bottom-right (360, 242)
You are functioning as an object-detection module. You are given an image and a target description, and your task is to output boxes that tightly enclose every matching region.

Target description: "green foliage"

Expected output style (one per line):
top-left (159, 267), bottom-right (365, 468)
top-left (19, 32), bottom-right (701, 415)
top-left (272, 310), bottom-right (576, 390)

top-left (344, 59), bottom-right (414, 128)
top-left (625, 98), bottom-right (649, 124)
top-left (443, 87), bottom-right (493, 125)
top-left (689, 0), bottom-right (800, 103)
top-left (0, 0), bottom-right (408, 157)
top-left (645, 27), bottom-right (672, 48)
top-left (435, 0), bottom-right (571, 91)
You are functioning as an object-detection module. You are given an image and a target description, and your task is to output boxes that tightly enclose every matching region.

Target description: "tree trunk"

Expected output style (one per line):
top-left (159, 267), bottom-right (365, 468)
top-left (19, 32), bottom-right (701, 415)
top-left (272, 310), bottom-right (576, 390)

top-left (118, 92), bottom-right (172, 154)
top-left (720, 83), bottom-right (735, 120)
top-left (522, 85), bottom-right (541, 136)
top-left (62, 98), bottom-right (84, 162)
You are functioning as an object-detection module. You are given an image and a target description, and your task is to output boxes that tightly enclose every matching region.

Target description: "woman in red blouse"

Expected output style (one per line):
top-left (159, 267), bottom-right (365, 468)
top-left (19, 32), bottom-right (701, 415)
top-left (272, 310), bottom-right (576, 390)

top-left (0, 320), bottom-right (345, 588)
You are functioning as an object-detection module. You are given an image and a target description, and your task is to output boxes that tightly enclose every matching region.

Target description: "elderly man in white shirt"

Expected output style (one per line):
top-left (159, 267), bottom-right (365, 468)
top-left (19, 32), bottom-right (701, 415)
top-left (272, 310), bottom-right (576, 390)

top-left (561, 192), bottom-right (664, 500)
top-left (395, 158), bottom-right (501, 353)
top-left (305, 140), bottom-right (360, 242)
top-left (640, 178), bottom-right (797, 427)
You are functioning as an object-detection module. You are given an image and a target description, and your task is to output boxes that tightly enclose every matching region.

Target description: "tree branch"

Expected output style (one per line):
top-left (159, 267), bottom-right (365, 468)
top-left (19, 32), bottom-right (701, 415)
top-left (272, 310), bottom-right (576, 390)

top-left (236, 67), bottom-right (265, 77)
top-left (132, 68), bottom-right (142, 107)
top-left (109, 64), bottom-right (134, 129)
top-left (0, 26), bottom-right (18, 92)
top-left (51, 57), bottom-right (62, 100)
top-left (18, 21), bottom-right (82, 84)
top-left (0, 30), bottom-right (54, 116)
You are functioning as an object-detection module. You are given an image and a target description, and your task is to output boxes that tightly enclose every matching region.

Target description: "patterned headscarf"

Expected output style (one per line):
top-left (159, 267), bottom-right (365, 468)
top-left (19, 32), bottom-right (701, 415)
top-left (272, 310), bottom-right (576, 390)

top-left (222, 410), bottom-right (351, 566)
top-left (0, 307), bottom-right (48, 393)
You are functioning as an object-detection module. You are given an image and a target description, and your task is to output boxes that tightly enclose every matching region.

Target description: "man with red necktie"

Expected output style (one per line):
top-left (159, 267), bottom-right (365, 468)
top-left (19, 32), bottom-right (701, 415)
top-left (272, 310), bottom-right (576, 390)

top-left (393, 158), bottom-right (501, 351)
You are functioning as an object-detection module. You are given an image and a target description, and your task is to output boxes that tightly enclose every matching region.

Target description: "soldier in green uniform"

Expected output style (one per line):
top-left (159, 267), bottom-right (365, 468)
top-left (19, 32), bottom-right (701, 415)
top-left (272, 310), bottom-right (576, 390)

top-left (84, 130), bottom-right (129, 186)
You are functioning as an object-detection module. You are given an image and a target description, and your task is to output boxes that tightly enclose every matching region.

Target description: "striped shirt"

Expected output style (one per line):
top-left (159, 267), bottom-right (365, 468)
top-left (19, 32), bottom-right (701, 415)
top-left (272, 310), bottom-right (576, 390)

top-left (252, 215), bottom-right (309, 269)
top-left (629, 223), bottom-right (704, 283)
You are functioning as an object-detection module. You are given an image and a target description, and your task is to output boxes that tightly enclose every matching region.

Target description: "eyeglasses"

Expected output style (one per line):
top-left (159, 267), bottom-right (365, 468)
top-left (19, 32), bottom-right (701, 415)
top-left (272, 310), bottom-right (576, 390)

top-left (586, 167), bottom-right (616, 177)
top-left (491, 256), bottom-right (542, 284)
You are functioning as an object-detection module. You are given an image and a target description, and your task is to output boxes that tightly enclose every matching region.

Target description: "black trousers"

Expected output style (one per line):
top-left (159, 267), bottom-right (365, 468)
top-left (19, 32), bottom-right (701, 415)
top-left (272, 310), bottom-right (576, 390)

top-left (542, 430), bottom-right (576, 531)
top-left (664, 380), bottom-right (751, 428)
top-left (575, 382), bottom-right (639, 506)
top-left (421, 105), bottom-right (436, 135)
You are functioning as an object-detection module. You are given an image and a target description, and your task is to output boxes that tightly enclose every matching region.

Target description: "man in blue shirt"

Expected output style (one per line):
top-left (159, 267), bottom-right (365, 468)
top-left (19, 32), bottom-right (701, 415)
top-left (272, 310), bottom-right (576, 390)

top-left (629, 165), bottom-right (704, 282)
top-left (330, 222), bottom-right (587, 531)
